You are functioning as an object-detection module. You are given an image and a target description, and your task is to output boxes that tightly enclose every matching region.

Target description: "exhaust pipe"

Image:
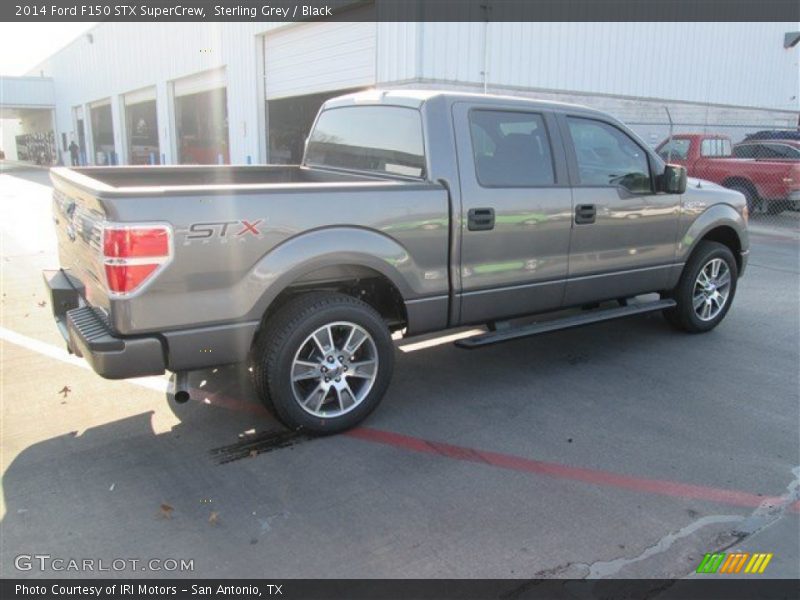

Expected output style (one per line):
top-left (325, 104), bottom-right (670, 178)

top-left (172, 371), bottom-right (190, 404)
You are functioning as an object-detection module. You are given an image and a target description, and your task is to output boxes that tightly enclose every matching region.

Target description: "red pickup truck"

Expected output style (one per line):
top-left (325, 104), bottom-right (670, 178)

top-left (656, 134), bottom-right (800, 214)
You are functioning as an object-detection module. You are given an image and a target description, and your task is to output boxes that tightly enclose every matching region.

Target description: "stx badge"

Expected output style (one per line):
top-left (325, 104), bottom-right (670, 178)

top-left (184, 220), bottom-right (264, 244)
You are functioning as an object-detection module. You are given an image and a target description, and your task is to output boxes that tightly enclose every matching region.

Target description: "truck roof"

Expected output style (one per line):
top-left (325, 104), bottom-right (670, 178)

top-left (323, 88), bottom-right (600, 116)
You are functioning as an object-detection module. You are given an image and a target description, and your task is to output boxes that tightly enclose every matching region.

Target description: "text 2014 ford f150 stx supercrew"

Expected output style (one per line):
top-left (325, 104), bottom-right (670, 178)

top-left (44, 90), bottom-right (749, 433)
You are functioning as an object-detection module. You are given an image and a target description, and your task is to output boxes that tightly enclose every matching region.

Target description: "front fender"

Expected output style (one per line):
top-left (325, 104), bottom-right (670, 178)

top-left (244, 226), bottom-right (446, 324)
top-left (677, 203), bottom-right (749, 265)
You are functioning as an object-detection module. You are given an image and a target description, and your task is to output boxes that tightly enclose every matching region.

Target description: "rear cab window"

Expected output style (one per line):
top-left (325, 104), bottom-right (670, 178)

top-left (305, 105), bottom-right (426, 179)
top-left (658, 138), bottom-right (691, 161)
top-left (700, 138), bottom-right (732, 157)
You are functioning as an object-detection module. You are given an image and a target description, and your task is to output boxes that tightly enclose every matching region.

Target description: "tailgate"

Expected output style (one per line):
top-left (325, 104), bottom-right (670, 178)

top-left (51, 183), bottom-right (110, 311)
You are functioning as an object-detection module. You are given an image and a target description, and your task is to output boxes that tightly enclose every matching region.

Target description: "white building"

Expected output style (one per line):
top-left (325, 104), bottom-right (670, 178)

top-left (2, 19), bottom-right (799, 166)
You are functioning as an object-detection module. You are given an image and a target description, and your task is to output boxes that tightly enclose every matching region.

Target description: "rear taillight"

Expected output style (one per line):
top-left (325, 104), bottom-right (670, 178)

top-left (791, 165), bottom-right (800, 190)
top-left (102, 224), bottom-right (172, 295)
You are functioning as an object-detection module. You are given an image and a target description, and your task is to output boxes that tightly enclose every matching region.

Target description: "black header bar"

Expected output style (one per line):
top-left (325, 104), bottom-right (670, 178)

top-left (3, 579), bottom-right (800, 600)
top-left (3, 0), bottom-right (800, 23)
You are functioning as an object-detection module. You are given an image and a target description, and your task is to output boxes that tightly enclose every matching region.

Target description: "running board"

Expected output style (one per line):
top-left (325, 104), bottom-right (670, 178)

top-left (455, 299), bottom-right (676, 349)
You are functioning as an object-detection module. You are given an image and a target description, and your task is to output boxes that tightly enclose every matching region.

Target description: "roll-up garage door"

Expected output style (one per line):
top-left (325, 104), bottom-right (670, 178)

top-left (172, 68), bottom-right (229, 164)
top-left (123, 86), bottom-right (156, 106)
top-left (173, 67), bottom-right (227, 98)
top-left (264, 20), bottom-right (376, 99)
top-left (123, 87), bottom-right (159, 164)
top-left (89, 98), bottom-right (114, 165)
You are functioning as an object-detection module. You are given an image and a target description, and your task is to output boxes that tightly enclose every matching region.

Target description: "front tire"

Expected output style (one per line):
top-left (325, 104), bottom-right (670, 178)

top-left (663, 241), bottom-right (738, 333)
top-left (251, 292), bottom-right (394, 434)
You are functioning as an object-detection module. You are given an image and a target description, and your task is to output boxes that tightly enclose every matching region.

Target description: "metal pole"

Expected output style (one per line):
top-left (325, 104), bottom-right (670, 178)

top-left (664, 106), bottom-right (674, 163)
top-left (482, 2), bottom-right (491, 94)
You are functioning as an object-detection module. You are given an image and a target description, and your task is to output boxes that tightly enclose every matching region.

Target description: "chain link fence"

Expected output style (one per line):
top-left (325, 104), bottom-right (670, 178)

top-left (611, 105), bottom-right (800, 236)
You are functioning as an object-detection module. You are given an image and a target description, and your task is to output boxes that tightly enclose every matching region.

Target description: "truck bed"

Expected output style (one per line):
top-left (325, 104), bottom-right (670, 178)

top-left (52, 164), bottom-right (399, 194)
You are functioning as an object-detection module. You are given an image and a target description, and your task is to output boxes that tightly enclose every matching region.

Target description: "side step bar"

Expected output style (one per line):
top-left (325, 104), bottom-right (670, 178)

top-left (455, 299), bottom-right (676, 349)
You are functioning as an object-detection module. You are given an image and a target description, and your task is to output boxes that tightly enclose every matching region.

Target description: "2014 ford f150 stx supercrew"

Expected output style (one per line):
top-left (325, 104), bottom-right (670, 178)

top-left (44, 90), bottom-right (749, 433)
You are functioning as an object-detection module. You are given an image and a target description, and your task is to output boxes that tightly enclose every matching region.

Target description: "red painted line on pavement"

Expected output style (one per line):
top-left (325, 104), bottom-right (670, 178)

top-left (344, 428), bottom-right (799, 513)
top-left (192, 389), bottom-right (799, 513)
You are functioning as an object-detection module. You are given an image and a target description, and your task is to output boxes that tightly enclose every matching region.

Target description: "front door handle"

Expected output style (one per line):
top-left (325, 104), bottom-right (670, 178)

top-left (468, 208), bottom-right (495, 231)
top-left (575, 204), bottom-right (596, 224)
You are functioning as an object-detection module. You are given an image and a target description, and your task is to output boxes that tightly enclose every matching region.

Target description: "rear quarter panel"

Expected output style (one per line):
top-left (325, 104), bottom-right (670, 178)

top-left (695, 158), bottom-right (792, 199)
top-left (94, 184), bottom-right (450, 335)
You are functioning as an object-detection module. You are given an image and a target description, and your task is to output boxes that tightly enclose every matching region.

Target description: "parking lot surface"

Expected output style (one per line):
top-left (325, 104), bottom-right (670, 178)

top-left (1, 165), bottom-right (798, 581)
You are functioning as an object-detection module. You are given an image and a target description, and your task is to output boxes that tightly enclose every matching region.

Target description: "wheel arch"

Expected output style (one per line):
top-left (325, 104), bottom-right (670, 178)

top-left (246, 227), bottom-right (448, 344)
top-left (678, 205), bottom-right (748, 274)
top-left (721, 176), bottom-right (759, 199)
top-left (697, 226), bottom-right (742, 271)
top-left (262, 263), bottom-right (409, 334)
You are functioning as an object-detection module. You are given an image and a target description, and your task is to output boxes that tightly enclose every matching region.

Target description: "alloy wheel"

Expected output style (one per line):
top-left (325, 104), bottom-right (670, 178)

top-left (290, 321), bottom-right (379, 418)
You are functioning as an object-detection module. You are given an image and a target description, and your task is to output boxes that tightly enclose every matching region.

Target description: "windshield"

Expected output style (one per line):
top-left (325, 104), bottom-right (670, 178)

top-left (305, 105), bottom-right (426, 178)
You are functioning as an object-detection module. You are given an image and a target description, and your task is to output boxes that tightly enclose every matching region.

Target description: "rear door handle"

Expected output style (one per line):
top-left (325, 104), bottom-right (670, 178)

top-left (468, 208), bottom-right (495, 231)
top-left (575, 204), bottom-right (596, 224)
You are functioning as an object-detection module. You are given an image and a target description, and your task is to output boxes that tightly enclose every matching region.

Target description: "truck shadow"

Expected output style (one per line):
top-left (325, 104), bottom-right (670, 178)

top-left (1, 313), bottom-right (677, 576)
top-left (0, 411), bottom-right (256, 578)
top-left (170, 310), bottom-right (675, 433)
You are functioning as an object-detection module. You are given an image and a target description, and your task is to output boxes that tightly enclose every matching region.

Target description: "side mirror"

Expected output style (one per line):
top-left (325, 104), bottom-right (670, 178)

top-left (662, 164), bottom-right (687, 194)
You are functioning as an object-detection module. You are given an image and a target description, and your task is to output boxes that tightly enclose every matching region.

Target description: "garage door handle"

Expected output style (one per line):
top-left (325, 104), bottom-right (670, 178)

top-left (468, 208), bottom-right (495, 231)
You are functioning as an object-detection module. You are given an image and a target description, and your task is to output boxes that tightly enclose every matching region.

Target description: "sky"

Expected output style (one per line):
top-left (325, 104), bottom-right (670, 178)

top-left (0, 23), bottom-right (97, 76)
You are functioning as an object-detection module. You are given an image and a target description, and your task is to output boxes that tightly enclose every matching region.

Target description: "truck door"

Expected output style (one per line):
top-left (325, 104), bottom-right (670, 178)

top-left (452, 103), bottom-right (573, 324)
top-left (559, 115), bottom-right (681, 305)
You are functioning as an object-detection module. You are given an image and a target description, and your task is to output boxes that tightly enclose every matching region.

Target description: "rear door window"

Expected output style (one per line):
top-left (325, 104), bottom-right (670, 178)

top-left (468, 110), bottom-right (555, 187)
top-left (762, 144), bottom-right (800, 159)
top-left (733, 144), bottom-right (757, 158)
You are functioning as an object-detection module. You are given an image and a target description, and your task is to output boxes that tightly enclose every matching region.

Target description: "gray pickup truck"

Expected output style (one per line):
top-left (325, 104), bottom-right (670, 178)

top-left (44, 90), bottom-right (749, 433)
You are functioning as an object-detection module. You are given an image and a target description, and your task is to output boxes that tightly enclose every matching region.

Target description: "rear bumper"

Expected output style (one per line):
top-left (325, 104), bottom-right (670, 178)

top-left (43, 269), bottom-right (166, 379)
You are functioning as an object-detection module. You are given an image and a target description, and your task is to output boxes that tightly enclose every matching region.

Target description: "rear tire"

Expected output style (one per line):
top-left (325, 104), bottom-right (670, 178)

top-left (663, 241), bottom-right (738, 333)
top-left (251, 292), bottom-right (394, 434)
top-left (765, 200), bottom-right (786, 216)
